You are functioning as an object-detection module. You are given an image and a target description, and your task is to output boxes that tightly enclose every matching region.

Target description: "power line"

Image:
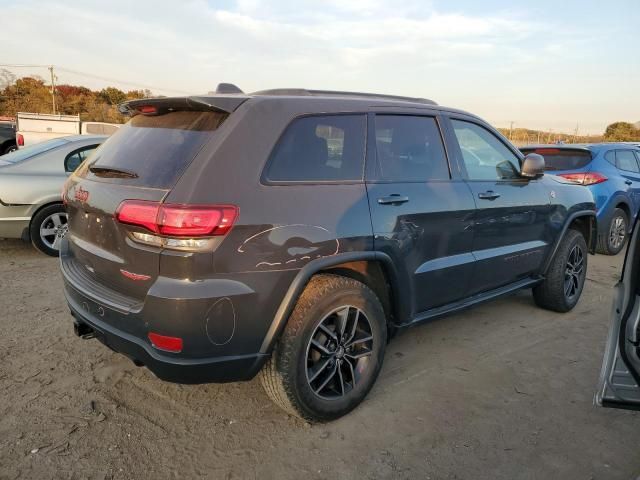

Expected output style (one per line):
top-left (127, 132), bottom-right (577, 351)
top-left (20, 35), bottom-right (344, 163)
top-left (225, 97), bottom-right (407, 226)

top-left (0, 64), bottom-right (193, 95)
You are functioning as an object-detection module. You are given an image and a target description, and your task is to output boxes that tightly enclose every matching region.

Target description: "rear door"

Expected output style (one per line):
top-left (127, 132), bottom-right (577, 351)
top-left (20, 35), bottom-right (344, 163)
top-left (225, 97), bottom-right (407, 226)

top-left (596, 217), bottom-right (640, 410)
top-left (63, 108), bottom-right (227, 306)
top-left (445, 117), bottom-right (551, 294)
top-left (613, 149), bottom-right (640, 214)
top-left (366, 113), bottom-right (476, 314)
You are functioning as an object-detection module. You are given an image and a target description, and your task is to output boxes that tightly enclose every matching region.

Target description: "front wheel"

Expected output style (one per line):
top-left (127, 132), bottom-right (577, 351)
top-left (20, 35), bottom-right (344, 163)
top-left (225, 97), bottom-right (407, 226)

top-left (533, 229), bottom-right (588, 312)
top-left (29, 204), bottom-right (68, 256)
top-left (260, 274), bottom-right (387, 422)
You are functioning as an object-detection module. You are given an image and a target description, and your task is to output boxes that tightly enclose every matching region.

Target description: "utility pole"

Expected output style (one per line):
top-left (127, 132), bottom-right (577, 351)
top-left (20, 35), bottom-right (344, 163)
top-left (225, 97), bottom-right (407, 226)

top-left (509, 121), bottom-right (514, 141)
top-left (48, 65), bottom-right (56, 114)
top-left (573, 123), bottom-right (579, 143)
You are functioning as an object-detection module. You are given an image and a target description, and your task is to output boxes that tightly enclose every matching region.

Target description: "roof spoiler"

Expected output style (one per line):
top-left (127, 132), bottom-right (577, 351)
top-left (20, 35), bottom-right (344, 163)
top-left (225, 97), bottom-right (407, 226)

top-left (119, 84), bottom-right (248, 116)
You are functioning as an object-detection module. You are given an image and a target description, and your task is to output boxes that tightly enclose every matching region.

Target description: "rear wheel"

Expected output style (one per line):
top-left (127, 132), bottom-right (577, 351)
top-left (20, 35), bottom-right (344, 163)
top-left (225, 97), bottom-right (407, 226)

top-left (597, 208), bottom-right (628, 255)
top-left (260, 274), bottom-right (387, 422)
top-left (30, 204), bottom-right (68, 256)
top-left (533, 229), bottom-right (587, 312)
top-left (3, 143), bottom-right (17, 155)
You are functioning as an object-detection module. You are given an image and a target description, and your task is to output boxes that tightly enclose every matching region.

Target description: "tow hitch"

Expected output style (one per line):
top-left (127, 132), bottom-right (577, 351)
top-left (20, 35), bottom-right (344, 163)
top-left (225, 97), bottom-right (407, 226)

top-left (73, 321), bottom-right (96, 339)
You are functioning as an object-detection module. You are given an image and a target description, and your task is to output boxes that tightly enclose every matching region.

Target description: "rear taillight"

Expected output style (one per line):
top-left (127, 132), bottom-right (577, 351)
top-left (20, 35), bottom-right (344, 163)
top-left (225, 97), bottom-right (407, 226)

top-left (557, 172), bottom-right (607, 186)
top-left (115, 200), bottom-right (238, 239)
top-left (17, 133), bottom-right (23, 146)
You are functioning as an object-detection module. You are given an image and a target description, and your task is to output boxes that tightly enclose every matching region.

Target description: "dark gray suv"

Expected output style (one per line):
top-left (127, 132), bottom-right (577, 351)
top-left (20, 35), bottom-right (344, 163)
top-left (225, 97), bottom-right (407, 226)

top-left (61, 85), bottom-right (596, 421)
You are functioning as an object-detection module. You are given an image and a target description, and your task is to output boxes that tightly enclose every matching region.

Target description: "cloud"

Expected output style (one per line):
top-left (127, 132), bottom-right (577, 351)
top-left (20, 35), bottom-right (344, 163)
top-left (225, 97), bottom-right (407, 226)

top-left (1, 0), bottom-right (637, 131)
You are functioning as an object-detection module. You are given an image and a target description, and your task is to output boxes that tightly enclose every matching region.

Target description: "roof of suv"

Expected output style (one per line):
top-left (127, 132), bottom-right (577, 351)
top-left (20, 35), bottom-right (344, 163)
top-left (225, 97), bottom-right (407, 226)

top-left (119, 83), bottom-right (480, 120)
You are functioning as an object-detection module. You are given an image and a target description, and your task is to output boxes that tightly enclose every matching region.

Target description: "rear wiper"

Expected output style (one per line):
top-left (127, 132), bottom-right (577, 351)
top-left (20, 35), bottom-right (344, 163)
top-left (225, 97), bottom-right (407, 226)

top-left (89, 166), bottom-right (139, 178)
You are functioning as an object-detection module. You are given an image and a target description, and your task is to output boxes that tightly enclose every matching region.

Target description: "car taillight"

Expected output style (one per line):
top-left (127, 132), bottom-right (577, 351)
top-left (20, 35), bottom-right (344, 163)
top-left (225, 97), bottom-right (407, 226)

top-left (115, 200), bottom-right (238, 238)
top-left (17, 133), bottom-right (24, 146)
top-left (557, 172), bottom-right (607, 186)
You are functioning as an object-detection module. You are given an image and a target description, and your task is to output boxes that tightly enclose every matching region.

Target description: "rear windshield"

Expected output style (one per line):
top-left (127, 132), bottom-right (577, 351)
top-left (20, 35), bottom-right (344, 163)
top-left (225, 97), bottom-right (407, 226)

top-left (522, 148), bottom-right (592, 171)
top-left (1, 137), bottom-right (68, 164)
top-left (85, 111), bottom-right (226, 188)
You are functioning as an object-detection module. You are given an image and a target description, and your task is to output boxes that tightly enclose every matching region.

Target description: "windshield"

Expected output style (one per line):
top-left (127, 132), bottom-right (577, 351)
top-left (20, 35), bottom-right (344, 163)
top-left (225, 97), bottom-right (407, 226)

top-left (83, 110), bottom-right (227, 188)
top-left (1, 138), bottom-right (69, 164)
top-left (522, 148), bottom-right (592, 171)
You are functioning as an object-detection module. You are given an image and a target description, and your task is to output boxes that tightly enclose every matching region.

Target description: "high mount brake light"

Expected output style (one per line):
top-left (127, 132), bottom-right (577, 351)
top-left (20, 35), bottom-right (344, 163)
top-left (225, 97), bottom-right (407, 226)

top-left (115, 200), bottom-right (238, 237)
top-left (138, 105), bottom-right (158, 115)
top-left (557, 172), bottom-right (607, 186)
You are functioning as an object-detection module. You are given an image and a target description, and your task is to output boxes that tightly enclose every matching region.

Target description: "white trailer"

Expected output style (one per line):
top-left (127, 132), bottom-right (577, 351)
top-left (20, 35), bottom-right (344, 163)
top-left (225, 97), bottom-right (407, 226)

top-left (16, 112), bottom-right (120, 148)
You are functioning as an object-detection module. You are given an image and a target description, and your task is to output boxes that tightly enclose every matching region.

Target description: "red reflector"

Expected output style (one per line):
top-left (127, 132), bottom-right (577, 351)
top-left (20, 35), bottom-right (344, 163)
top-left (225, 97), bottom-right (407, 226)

top-left (138, 105), bottom-right (157, 114)
top-left (148, 332), bottom-right (183, 353)
top-left (115, 200), bottom-right (238, 237)
top-left (558, 172), bottom-right (607, 185)
top-left (17, 133), bottom-right (24, 146)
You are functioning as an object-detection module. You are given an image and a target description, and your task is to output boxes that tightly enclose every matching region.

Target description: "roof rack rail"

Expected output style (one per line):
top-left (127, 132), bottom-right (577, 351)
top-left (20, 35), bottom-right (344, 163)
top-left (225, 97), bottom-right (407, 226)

top-left (250, 88), bottom-right (437, 105)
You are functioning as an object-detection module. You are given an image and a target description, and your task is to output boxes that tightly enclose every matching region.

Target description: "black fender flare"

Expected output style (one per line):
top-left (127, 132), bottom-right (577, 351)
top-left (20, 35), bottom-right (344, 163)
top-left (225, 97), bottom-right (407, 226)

top-left (258, 251), bottom-right (406, 354)
top-left (541, 209), bottom-right (597, 276)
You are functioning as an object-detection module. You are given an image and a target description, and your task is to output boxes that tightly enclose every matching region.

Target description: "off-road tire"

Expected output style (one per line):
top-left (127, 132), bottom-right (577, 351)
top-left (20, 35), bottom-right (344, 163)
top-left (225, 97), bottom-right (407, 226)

top-left (533, 229), bottom-right (587, 312)
top-left (260, 274), bottom-right (387, 422)
top-left (596, 208), bottom-right (628, 255)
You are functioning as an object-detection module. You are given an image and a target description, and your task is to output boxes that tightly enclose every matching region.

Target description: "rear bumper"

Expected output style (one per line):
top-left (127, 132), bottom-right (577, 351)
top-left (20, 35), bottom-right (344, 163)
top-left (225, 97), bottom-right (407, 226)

top-left (66, 290), bottom-right (268, 383)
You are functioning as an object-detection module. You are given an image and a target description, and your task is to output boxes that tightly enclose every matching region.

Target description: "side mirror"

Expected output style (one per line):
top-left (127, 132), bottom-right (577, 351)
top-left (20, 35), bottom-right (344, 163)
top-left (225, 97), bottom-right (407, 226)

top-left (521, 153), bottom-right (545, 178)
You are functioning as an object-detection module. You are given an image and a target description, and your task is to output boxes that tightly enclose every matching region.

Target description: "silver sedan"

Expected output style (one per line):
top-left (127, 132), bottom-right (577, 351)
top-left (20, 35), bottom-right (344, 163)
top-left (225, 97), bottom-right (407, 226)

top-left (0, 135), bottom-right (106, 255)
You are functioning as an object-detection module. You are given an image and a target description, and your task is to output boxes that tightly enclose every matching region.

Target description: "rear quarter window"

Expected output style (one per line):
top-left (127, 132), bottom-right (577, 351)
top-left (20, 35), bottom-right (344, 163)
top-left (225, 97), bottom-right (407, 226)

top-left (264, 114), bottom-right (366, 182)
top-left (523, 148), bottom-right (592, 171)
top-left (84, 111), bottom-right (226, 188)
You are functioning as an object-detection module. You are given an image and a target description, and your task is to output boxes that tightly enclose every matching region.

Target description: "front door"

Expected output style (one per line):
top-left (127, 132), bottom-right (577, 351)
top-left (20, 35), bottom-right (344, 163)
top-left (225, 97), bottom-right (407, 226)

top-left (447, 118), bottom-right (551, 294)
top-left (596, 215), bottom-right (640, 410)
top-left (366, 113), bottom-right (476, 316)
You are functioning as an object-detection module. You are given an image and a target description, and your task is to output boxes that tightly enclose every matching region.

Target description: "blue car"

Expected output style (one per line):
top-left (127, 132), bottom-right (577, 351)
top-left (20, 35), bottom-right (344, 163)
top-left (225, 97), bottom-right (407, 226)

top-left (521, 143), bottom-right (640, 254)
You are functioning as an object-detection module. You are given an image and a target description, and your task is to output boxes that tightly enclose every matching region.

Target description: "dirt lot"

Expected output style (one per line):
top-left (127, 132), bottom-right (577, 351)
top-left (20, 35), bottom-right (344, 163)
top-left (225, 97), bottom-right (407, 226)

top-left (0, 239), bottom-right (639, 480)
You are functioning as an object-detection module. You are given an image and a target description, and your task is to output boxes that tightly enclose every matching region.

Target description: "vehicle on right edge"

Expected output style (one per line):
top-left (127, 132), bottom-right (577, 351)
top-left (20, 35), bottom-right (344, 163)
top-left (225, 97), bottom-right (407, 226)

top-left (61, 87), bottom-right (597, 422)
top-left (521, 143), bottom-right (640, 255)
top-left (596, 214), bottom-right (640, 410)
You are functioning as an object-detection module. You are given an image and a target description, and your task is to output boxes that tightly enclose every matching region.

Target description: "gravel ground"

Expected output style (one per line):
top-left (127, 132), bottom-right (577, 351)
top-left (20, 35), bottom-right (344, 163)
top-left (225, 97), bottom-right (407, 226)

top-left (0, 238), bottom-right (638, 480)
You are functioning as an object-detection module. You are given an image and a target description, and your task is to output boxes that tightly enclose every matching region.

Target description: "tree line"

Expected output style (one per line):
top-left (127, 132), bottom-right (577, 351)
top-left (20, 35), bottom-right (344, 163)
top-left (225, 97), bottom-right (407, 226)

top-left (0, 69), bottom-right (151, 124)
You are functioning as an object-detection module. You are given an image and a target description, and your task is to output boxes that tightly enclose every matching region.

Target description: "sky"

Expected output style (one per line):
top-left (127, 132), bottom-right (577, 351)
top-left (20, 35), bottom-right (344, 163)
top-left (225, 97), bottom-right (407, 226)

top-left (1, 0), bottom-right (638, 133)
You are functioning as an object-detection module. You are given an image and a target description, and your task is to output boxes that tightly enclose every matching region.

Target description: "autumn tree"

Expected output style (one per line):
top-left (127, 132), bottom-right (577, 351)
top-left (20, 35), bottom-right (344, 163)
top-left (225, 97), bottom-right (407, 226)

top-left (0, 75), bottom-right (154, 123)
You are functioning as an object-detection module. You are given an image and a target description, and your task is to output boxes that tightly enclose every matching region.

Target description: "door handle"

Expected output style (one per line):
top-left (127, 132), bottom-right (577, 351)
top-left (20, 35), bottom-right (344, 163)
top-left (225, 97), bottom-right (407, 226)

top-left (378, 194), bottom-right (409, 205)
top-left (478, 191), bottom-right (501, 200)
top-left (625, 180), bottom-right (633, 185)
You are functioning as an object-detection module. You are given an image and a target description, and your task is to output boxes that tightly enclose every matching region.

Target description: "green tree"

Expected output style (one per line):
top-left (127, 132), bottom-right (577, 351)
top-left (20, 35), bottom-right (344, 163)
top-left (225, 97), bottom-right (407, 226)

top-left (604, 122), bottom-right (640, 142)
top-left (98, 87), bottom-right (127, 106)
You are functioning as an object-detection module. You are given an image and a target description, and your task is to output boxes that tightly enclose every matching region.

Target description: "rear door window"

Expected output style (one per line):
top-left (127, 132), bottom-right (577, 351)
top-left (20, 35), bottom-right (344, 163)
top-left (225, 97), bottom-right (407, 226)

top-left (84, 111), bottom-right (226, 188)
top-left (264, 115), bottom-right (366, 182)
top-left (522, 148), bottom-right (592, 171)
top-left (372, 115), bottom-right (449, 182)
top-left (616, 150), bottom-right (640, 173)
top-left (65, 145), bottom-right (99, 172)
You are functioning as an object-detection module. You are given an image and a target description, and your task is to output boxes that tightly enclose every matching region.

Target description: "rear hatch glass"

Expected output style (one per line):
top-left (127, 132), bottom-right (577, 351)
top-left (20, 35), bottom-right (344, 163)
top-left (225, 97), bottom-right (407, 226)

top-left (522, 148), bottom-right (592, 171)
top-left (82, 110), bottom-right (226, 188)
top-left (64, 109), bottom-right (227, 308)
